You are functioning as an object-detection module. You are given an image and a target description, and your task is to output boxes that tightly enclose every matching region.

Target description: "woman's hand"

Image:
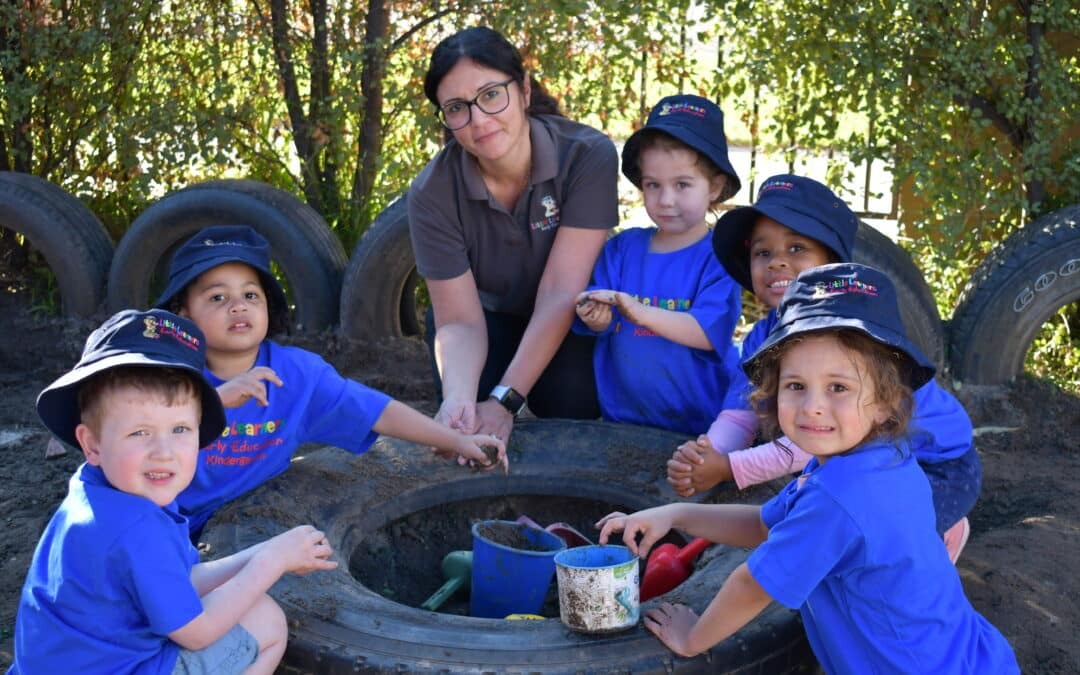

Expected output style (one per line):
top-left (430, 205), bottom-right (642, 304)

top-left (217, 366), bottom-right (283, 408)
top-left (474, 398), bottom-right (514, 445)
top-left (434, 397), bottom-right (478, 435)
top-left (575, 291), bottom-right (613, 331)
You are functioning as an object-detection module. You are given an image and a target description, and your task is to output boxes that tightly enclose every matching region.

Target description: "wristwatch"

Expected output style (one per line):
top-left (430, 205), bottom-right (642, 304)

top-left (489, 384), bottom-right (527, 416)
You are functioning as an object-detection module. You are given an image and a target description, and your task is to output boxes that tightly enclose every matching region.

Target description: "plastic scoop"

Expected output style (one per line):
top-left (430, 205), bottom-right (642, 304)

top-left (420, 550), bottom-right (473, 611)
top-left (639, 537), bottom-right (711, 601)
top-left (515, 515), bottom-right (593, 548)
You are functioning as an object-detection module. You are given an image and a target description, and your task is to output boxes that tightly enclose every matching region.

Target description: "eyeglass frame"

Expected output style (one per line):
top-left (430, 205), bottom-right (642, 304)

top-left (436, 78), bottom-right (517, 131)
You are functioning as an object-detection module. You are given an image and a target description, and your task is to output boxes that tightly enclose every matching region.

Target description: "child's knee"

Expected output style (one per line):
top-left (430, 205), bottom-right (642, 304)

top-left (242, 593), bottom-right (287, 648)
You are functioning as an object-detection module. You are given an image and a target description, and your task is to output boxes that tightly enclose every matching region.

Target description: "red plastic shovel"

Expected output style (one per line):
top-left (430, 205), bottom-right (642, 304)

top-left (640, 537), bottom-right (712, 601)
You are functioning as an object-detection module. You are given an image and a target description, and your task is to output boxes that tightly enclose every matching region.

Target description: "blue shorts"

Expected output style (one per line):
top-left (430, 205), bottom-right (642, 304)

top-left (920, 443), bottom-right (983, 535)
top-left (172, 623), bottom-right (258, 675)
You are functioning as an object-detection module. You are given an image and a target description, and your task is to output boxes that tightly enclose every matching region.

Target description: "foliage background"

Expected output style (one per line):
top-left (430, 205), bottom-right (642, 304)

top-left (1, 0), bottom-right (1077, 384)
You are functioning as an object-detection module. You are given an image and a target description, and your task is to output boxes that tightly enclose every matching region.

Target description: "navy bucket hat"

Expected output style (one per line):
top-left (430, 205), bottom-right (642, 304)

top-left (154, 226), bottom-right (288, 327)
top-left (742, 263), bottom-right (935, 389)
top-left (37, 309), bottom-right (226, 449)
top-left (712, 175), bottom-right (858, 292)
top-left (621, 94), bottom-right (741, 202)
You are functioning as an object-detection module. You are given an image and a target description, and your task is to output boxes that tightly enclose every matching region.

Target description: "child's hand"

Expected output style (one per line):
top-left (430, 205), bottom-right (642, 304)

top-left (575, 291), bottom-right (613, 331)
top-left (217, 366), bottom-right (283, 408)
top-left (452, 433), bottom-right (509, 474)
top-left (644, 602), bottom-right (703, 657)
top-left (667, 435), bottom-right (733, 497)
top-left (431, 397), bottom-right (478, 464)
top-left (595, 507), bottom-right (674, 558)
top-left (582, 289), bottom-right (649, 326)
top-left (261, 525), bottom-right (338, 576)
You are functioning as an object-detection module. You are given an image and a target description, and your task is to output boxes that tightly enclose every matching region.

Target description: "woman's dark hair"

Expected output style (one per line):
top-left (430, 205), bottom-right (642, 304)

top-left (424, 26), bottom-right (562, 119)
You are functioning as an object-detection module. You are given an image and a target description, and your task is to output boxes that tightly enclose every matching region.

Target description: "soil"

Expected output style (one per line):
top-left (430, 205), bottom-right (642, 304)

top-left (1, 275), bottom-right (1078, 672)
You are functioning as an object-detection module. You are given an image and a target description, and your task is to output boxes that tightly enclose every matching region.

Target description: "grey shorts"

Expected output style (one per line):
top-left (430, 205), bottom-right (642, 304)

top-left (172, 623), bottom-right (258, 675)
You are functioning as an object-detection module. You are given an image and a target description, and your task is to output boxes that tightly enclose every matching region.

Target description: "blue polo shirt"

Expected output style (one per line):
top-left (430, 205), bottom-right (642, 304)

top-left (748, 443), bottom-right (1018, 674)
top-left (9, 464), bottom-right (202, 674)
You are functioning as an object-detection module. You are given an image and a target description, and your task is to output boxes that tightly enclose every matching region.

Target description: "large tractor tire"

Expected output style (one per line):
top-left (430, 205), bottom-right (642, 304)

top-left (949, 204), bottom-right (1080, 384)
top-left (339, 196), bottom-right (420, 340)
top-left (108, 179), bottom-right (346, 331)
top-left (203, 420), bottom-right (816, 674)
top-left (0, 172), bottom-right (113, 317)
top-left (853, 222), bottom-right (945, 370)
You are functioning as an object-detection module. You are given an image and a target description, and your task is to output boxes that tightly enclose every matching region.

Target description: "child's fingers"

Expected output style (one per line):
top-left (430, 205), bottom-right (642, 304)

top-left (248, 366), bottom-right (284, 387)
top-left (674, 444), bottom-right (705, 465)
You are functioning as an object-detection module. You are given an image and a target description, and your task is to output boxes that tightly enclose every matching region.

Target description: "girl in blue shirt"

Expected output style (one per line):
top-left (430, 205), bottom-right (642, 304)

top-left (598, 263), bottom-right (1018, 673)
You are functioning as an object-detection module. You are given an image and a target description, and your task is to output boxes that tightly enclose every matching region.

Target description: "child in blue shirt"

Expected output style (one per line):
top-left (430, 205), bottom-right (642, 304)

top-left (573, 94), bottom-right (746, 434)
top-left (10, 309), bottom-right (338, 674)
top-left (669, 175), bottom-right (979, 561)
top-left (599, 264), bottom-right (1019, 673)
top-left (155, 226), bottom-right (505, 540)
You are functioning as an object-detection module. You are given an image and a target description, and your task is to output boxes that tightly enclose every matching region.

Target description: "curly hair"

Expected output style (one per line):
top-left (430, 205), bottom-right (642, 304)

top-left (747, 329), bottom-right (915, 447)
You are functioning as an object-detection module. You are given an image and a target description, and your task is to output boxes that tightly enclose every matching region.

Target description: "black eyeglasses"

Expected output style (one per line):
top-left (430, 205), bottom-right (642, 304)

top-left (437, 78), bottom-right (516, 131)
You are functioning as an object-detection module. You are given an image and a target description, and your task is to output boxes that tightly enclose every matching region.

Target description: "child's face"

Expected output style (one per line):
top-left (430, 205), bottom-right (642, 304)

top-left (748, 218), bottom-right (834, 308)
top-left (776, 334), bottom-right (889, 462)
top-left (74, 385), bottom-right (201, 506)
top-left (180, 262), bottom-right (269, 363)
top-left (639, 146), bottom-right (724, 240)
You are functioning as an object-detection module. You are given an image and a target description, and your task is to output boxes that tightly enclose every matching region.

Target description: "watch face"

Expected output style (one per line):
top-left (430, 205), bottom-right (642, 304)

top-left (493, 386), bottom-right (525, 415)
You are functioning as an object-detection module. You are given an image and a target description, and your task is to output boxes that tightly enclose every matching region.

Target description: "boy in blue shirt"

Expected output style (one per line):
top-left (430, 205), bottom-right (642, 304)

top-left (600, 264), bottom-right (1018, 673)
top-left (155, 226), bottom-right (506, 540)
top-left (9, 309), bottom-right (337, 674)
top-left (573, 94), bottom-right (746, 434)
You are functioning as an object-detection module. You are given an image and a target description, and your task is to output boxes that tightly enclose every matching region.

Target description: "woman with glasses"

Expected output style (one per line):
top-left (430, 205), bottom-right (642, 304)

top-left (408, 26), bottom-right (618, 447)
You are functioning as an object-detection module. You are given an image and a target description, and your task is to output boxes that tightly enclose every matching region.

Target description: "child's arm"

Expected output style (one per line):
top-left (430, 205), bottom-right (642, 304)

top-left (645, 562), bottom-right (774, 657)
top-left (668, 410), bottom-right (759, 496)
top-left (726, 438), bottom-right (812, 488)
top-left (596, 502), bottom-right (767, 557)
top-left (171, 525), bottom-right (336, 650)
top-left (580, 290), bottom-right (712, 350)
top-left (373, 400), bottom-right (508, 472)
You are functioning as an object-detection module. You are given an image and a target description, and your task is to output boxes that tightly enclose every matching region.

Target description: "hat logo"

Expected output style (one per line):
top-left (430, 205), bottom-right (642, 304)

top-left (811, 277), bottom-right (879, 299)
top-left (142, 314), bottom-right (202, 351)
top-left (758, 179), bottom-right (795, 197)
top-left (658, 101), bottom-right (707, 118)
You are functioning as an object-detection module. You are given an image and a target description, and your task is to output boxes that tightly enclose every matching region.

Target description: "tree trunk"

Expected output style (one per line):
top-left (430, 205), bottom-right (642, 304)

top-left (350, 0), bottom-right (387, 233)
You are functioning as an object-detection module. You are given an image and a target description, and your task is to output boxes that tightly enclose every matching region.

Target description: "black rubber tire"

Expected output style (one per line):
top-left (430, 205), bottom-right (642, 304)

top-left (339, 195), bottom-right (421, 340)
top-left (203, 420), bottom-right (815, 674)
top-left (853, 222), bottom-right (946, 370)
top-left (107, 179), bottom-right (347, 331)
top-left (0, 172), bottom-right (114, 317)
top-left (949, 204), bottom-right (1080, 384)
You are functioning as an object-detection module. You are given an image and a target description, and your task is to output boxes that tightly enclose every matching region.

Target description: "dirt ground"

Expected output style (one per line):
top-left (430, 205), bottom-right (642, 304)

top-left (1, 277), bottom-right (1078, 673)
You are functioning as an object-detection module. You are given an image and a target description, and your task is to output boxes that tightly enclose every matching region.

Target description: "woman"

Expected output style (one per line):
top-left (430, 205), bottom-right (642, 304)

top-left (409, 26), bottom-right (618, 444)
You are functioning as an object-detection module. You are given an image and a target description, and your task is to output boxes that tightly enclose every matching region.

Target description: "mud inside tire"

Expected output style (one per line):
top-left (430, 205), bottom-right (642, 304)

top-left (202, 419), bottom-right (816, 674)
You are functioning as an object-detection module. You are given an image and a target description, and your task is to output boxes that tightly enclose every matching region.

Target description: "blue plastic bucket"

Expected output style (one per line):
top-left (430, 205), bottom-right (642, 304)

top-left (554, 545), bottom-right (639, 633)
top-left (470, 519), bottom-right (566, 618)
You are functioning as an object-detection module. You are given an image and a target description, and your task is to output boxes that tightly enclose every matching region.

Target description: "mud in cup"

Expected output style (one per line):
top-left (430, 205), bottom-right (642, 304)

top-left (554, 545), bottom-right (640, 633)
